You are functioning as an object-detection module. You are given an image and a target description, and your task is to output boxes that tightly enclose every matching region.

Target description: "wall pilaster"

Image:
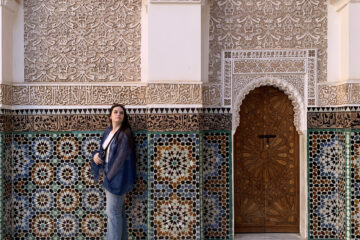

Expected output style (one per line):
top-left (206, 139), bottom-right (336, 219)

top-left (328, 0), bottom-right (360, 83)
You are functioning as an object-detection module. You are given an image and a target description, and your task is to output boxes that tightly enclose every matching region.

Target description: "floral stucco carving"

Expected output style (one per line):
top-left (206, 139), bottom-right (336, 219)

top-left (0, 84), bottom-right (206, 106)
top-left (24, 0), bottom-right (141, 82)
top-left (209, 0), bottom-right (327, 84)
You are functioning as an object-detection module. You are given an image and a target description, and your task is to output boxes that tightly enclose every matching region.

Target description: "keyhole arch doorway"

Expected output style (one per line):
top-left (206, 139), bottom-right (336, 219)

top-left (232, 85), bottom-right (307, 237)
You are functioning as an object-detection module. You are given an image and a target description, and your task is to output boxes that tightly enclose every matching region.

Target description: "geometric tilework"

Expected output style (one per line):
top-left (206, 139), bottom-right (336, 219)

top-left (308, 130), bottom-right (346, 240)
top-left (0, 111), bottom-right (232, 132)
top-left (0, 134), bottom-right (2, 239)
top-left (128, 132), bottom-right (148, 239)
top-left (4, 131), bottom-right (148, 239)
top-left (148, 133), bottom-right (201, 240)
top-left (12, 132), bottom-right (106, 239)
top-left (203, 131), bottom-right (232, 239)
top-left (1, 128), bottom-right (233, 239)
top-left (351, 131), bottom-right (360, 240)
top-left (3, 134), bottom-right (12, 240)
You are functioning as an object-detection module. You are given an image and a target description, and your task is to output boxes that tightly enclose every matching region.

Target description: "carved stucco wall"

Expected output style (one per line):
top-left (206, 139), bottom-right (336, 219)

top-left (0, 84), bottom-right (206, 106)
top-left (208, 0), bottom-right (327, 84)
top-left (24, 0), bottom-right (141, 82)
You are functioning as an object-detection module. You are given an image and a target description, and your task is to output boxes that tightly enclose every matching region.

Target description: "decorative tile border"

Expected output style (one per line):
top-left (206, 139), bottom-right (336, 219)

top-left (0, 108), bottom-right (232, 132)
top-left (4, 107), bottom-right (231, 115)
top-left (2, 134), bottom-right (12, 239)
top-left (351, 131), bottom-right (360, 240)
top-left (307, 107), bottom-right (360, 129)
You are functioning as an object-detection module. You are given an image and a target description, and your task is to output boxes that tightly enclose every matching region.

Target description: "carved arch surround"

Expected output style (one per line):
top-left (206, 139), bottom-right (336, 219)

top-left (232, 77), bottom-right (306, 135)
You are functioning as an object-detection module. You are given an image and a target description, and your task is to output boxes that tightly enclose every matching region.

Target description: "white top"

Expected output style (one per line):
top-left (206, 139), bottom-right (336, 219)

top-left (102, 132), bottom-right (115, 163)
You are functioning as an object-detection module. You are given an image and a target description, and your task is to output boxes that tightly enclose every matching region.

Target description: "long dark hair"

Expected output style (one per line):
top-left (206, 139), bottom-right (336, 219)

top-left (109, 104), bottom-right (134, 149)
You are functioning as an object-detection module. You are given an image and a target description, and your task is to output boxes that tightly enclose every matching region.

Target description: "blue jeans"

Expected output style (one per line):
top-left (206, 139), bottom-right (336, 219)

top-left (105, 189), bottom-right (127, 240)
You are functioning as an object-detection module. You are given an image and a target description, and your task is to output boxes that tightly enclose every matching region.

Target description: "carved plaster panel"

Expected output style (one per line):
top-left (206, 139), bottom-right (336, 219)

top-left (146, 84), bottom-right (202, 104)
top-left (150, 0), bottom-right (202, 2)
top-left (318, 83), bottom-right (360, 106)
top-left (24, 0), bottom-right (141, 82)
top-left (202, 84), bottom-right (222, 107)
top-left (223, 49), bottom-right (316, 134)
top-left (209, 0), bottom-right (327, 84)
top-left (0, 85), bottom-right (147, 106)
top-left (0, 84), bottom-right (206, 106)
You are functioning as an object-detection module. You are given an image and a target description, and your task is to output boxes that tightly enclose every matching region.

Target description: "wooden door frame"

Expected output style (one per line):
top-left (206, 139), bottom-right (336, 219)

top-left (231, 89), bottom-right (308, 239)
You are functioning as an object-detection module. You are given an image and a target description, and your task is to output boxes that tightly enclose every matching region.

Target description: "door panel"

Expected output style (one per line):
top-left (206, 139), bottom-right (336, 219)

top-left (234, 86), bottom-right (299, 233)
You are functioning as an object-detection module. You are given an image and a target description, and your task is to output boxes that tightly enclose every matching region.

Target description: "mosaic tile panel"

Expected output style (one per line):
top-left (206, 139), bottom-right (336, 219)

top-left (308, 130), bottom-right (345, 239)
top-left (337, 132), bottom-right (347, 240)
top-left (7, 131), bottom-right (147, 239)
top-left (128, 132), bottom-right (148, 239)
top-left (148, 133), bottom-right (201, 240)
top-left (3, 134), bottom-right (12, 240)
top-left (202, 131), bottom-right (232, 239)
top-left (351, 131), bottom-right (360, 240)
top-left (0, 134), bottom-right (2, 239)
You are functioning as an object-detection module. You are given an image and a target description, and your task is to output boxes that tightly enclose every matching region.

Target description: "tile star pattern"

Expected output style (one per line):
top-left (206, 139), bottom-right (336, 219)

top-left (202, 131), bottom-right (232, 239)
top-left (6, 131), bottom-right (147, 239)
top-left (148, 133), bottom-right (201, 240)
top-left (308, 130), bottom-right (347, 240)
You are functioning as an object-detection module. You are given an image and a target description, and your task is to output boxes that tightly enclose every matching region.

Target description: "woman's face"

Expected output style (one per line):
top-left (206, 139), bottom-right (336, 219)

top-left (110, 106), bottom-right (125, 126)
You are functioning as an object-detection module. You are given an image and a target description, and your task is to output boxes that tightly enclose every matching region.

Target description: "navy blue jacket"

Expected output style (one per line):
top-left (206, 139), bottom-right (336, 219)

top-left (91, 126), bottom-right (136, 195)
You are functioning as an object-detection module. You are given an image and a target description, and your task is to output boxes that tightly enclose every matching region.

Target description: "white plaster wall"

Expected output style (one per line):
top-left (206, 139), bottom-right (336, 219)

top-left (147, 3), bottom-right (201, 82)
top-left (12, 0), bottom-right (23, 83)
top-left (1, 6), bottom-right (14, 83)
top-left (141, 0), bottom-right (149, 82)
top-left (328, 0), bottom-right (360, 82)
top-left (0, 1), bottom-right (23, 84)
top-left (0, 8), bottom-right (2, 82)
top-left (348, 2), bottom-right (360, 81)
top-left (339, 4), bottom-right (349, 81)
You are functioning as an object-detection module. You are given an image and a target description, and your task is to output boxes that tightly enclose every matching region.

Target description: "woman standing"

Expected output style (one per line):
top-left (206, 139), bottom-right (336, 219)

top-left (91, 104), bottom-right (136, 240)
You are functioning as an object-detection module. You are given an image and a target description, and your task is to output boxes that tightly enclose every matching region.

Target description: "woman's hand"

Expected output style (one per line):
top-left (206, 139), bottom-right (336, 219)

top-left (93, 153), bottom-right (103, 165)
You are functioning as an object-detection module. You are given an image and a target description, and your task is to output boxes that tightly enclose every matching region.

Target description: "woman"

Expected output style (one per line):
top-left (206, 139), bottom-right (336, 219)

top-left (91, 104), bottom-right (136, 240)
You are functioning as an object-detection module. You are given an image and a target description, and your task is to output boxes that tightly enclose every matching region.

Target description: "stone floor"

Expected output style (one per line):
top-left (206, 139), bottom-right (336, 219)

top-left (234, 233), bottom-right (304, 240)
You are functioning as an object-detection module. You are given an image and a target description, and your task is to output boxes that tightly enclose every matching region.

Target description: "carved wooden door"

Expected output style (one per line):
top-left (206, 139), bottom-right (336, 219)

top-left (234, 86), bottom-right (299, 233)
